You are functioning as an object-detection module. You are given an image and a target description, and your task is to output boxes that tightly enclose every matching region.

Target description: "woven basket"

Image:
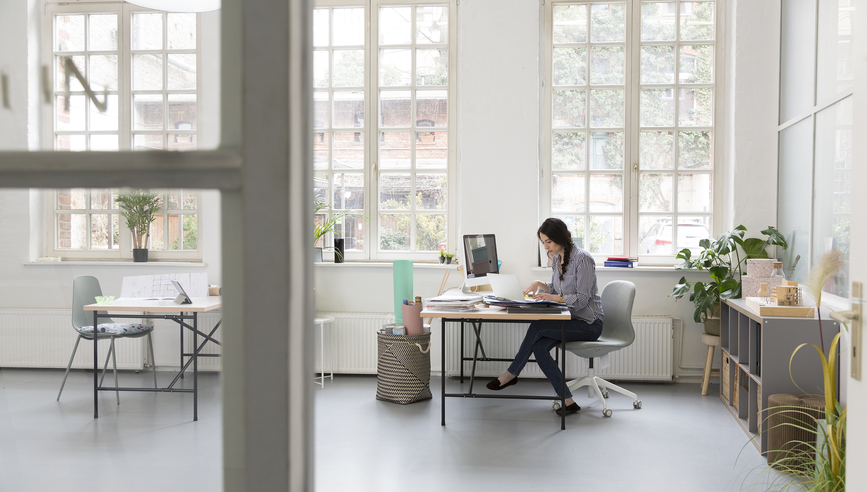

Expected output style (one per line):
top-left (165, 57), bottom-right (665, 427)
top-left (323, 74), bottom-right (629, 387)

top-left (376, 332), bottom-right (432, 405)
top-left (766, 393), bottom-right (826, 472)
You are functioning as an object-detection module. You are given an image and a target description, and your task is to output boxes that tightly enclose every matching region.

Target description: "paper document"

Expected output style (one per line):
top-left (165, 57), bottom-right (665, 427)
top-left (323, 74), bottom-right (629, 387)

top-left (120, 273), bottom-right (209, 298)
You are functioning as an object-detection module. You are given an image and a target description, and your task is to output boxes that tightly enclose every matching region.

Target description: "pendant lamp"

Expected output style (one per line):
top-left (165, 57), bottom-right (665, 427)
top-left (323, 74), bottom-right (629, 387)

top-left (125, 0), bottom-right (220, 13)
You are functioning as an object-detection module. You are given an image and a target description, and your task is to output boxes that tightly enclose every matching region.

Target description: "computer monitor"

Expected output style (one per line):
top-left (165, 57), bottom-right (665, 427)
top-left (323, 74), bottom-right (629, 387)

top-left (461, 234), bottom-right (499, 292)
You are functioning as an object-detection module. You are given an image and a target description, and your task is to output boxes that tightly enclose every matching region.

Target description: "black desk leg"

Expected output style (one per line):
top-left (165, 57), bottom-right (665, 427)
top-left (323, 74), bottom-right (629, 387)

top-left (459, 321), bottom-right (464, 384)
top-left (93, 311), bottom-right (99, 419)
top-left (560, 320), bottom-right (566, 430)
top-left (180, 322), bottom-right (185, 379)
top-left (441, 319), bottom-right (446, 426)
top-left (193, 312), bottom-right (198, 421)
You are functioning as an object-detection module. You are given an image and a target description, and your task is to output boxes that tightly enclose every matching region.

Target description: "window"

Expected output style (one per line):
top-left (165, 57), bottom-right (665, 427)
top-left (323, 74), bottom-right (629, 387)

top-left (45, 3), bottom-right (201, 260)
top-left (543, 1), bottom-right (719, 262)
top-left (314, 1), bottom-right (455, 261)
top-left (778, 0), bottom-right (852, 299)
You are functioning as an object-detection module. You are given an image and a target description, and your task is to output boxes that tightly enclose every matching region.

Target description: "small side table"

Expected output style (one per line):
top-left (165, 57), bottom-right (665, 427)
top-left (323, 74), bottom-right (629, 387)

top-left (314, 316), bottom-right (335, 388)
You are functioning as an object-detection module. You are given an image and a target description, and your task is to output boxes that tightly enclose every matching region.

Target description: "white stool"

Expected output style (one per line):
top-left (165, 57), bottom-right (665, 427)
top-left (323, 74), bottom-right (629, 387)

top-left (314, 316), bottom-right (335, 388)
top-left (701, 333), bottom-right (721, 396)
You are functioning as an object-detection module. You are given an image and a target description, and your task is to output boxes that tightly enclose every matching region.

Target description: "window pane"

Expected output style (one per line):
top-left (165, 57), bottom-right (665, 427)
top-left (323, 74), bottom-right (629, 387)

top-left (380, 174), bottom-right (411, 209)
top-left (639, 131), bottom-right (674, 170)
top-left (417, 131), bottom-right (447, 169)
top-left (59, 214), bottom-right (87, 249)
top-left (680, 2), bottom-right (714, 41)
top-left (589, 131), bottom-right (623, 170)
top-left (676, 217), bottom-right (711, 252)
top-left (589, 215), bottom-right (623, 254)
top-left (134, 134), bottom-right (164, 150)
top-left (57, 135), bottom-right (86, 151)
top-left (89, 15), bottom-right (118, 51)
top-left (340, 215), bottom-right (365, 251)
top-left (314, 92), bottom-right (329, 129)
top-left (380, 214), bottom-right (411, 251)
top-left (333, 132), bottom-right (364, 169)
top-left (817, 0), bottom-right (853, 99)
top-left (380, 7), bottom-right (412, 45)
top-left (183, 214), bottom-right (198, 250)
top-left (590, 4), bottom-right (626, 42)
top-left (168, 133), bottom-right (197, 151)
top-left (553, 132), bottom-right (586, 170)
top-left (639, 216), bottom-right (673, 255)
top-left (590, 46), bottom-right (624, 85)
top-left (182, 191), bottom-right (197, 210)
top-left (640, 88), bottom-right (674, 127)
top-left (416, 173), bottom-right (446, 210)
top-left (380, 132), bottom-right (411, 169)
top-left (416, 90), bottom-right (447, 128)
top-left (641, 2), bottom-right (676, 41)
top-left (314, 132), bottom-right (329, 170)
top-left (589, 89), bottom-right (623, 127)
top-left (168, 93), bottom-right (197, 130)
top-left (553, 5), bottom-right (588, 43)
top-left (417, 6), bottom-right (448, 44)
top-left (56, 95), bottom-right (86, 132)
top-left (313, 50), bottom-right (329, 88)
top-left (57, 15), bottom-right (85, 51)
top-left (167, 54), bottom-right (196, 90)
top-left (641, 45), bottom-right (675, 84)
top-left (89, 95), bottom-right (118, 131)
top-left (56, 55), bottom-right (85, 91)
top-left (416, 214), bottom-right (446, 251)
top-left (380, 49), bottom-right (411, 86)
top-left (678, 88), bottom-right (713, 126)
top-left (679, 45), bottom-right (713, 84)
top-left (417, 49), bottom-right (448, 86)
top-left (91, 134), bottom-right (118, 151)
top-left (90, 54), bottom-right (118, 91)
top-left (780, 0), bottom-right (816, 123)
top-left (333, 50), bottom-right (364, 87)
top-left (167, 13), bottom-right (196, 50)
top-left (91, 214), bottom-right (112, 249)
top-left (313, 9), bottom-right (329, 47)
top-left (552, 175), bottom-right (585, 212)
top-left (167, 214), bottom-right (181, 250)
top-left (678, 131), bottom-right (712, 169)
top-left (639, 174), bottom-right (673, 212)
top-left (332, 173), bottom-right (364, 210)
top-left (59, 189), bottom-right (87, 210)
top-left (132, 13), bottom-right (162, 50)
top-left (333, 91), bottom-right (364, 128)
top-left (334, 8), bottom-right (365, 46)
top-left (677, 173), bottom-right (712, 212)
top-left (589, 174), bottom-right (623, 212)
top-left (380, 91), bottom-right (411, 127)
top-left (133, 54), bottom-right (164, 90)
top-left (151, 215), bottom-right (164, 250)
top-left (553, 90), bottom-right (585, 128)
top-left (134, 94), bottom-right (164, 130)
top-left (553, 47), bottom-right (586, 87)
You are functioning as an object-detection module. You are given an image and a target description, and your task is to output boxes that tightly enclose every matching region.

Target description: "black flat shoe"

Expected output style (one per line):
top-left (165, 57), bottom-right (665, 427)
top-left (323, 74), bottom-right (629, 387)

top-left (555, 402), bottom-right (581, 416)
top-left (486, 377), bottom-right (518, 391)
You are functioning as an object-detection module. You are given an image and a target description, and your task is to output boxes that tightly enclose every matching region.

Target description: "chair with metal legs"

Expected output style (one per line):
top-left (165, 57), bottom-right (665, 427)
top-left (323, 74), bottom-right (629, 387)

top-left (57, 275), bottom-right (158, 404)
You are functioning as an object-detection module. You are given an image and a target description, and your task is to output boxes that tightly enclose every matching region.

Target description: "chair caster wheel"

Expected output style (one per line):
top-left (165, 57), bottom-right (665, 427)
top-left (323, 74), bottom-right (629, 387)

top-left (603, 408), bottom-right (613, 418)
top-left (633, 400), bottom-right (642, 409)
top-left (602, 389), bottom-right (609, 398)
top-left (552, 401), bottom-right (561, 410)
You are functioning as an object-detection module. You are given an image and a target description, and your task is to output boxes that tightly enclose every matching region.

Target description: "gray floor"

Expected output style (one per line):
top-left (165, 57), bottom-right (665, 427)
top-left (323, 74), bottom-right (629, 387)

top-left (0, 369), bottom-right (797, 492)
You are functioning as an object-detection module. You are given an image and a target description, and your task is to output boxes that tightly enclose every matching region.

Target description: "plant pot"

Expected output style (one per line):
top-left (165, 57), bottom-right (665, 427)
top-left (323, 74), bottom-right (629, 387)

top-left (133, 249), bottom-right (148, 262)
top-left (445, 257), bottom-right (452, 264)
top-left (439, 256), bottom-right (445, 264)
top-left (703, 302), bottom-right (721, 336)
top-left (314, 247), bottom-right (323, 263)
top-left (334, 238), bottom-right (345, 263)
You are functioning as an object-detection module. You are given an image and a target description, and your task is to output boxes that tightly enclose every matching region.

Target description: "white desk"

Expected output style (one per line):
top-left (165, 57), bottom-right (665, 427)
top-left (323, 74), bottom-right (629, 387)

top-left (422, 308), bottom-right (572, 429)
top-left (84, 297), bottom-right (222, 421)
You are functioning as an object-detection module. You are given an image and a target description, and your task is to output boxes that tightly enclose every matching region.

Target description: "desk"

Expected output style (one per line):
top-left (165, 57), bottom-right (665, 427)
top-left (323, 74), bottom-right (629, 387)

top-left (84, 297), bottom-right (223, 421)
top-left (422, 308), bottom-right (572, 429)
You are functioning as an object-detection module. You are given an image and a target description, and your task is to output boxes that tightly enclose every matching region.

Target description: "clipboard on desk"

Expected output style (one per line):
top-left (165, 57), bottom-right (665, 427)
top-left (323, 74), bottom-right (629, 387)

top-left (172, 280), bottom-right (193, 305)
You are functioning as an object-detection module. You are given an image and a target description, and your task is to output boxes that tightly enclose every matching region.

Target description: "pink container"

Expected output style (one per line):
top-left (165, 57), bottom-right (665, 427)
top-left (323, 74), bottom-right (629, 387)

top-left (402, 303), bottom-right (424, 335)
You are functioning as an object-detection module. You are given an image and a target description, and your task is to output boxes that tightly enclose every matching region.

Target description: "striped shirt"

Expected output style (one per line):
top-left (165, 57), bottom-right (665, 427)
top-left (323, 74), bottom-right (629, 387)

top-left (547, 245), bottom-right (604, 324)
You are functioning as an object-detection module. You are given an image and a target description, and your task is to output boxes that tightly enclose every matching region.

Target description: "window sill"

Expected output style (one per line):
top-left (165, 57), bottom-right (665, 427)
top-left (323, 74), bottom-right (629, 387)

top-left (23, 260), bottom-right (208, 267)
top-left (314, 261), bottom-right (459, 269)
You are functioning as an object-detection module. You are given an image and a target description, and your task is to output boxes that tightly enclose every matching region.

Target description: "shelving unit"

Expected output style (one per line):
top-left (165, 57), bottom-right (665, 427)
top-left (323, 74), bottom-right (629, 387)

top-left (719, 299), bottom-right (839, 455)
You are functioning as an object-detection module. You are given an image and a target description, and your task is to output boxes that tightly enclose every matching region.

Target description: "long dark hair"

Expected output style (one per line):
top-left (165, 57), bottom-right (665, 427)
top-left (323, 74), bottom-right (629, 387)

top-left (538, 218), bottom-right (575, 281)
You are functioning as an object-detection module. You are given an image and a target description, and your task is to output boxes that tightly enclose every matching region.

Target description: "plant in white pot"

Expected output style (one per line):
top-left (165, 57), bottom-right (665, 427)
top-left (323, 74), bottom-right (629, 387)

top-left (115, 189), bottom-right (161, 262)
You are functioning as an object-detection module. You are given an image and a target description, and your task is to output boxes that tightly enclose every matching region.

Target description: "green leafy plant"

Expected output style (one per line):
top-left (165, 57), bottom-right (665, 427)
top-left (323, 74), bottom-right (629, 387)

top-left (115, 189), bottom-right (161, 250)
top-left (670, 225), bottom-right (788, 323)
top-left (314, 200), bottom-right (353, 260)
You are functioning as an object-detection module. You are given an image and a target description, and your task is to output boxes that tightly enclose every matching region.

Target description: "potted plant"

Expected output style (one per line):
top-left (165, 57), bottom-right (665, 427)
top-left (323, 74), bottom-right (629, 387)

top-left (314, 199), bottom-right (353, 263)
top-left (443, 251), bottom-right (455, 264)
top-left (115, 189), bottom-right (161, 262)
top-left (439, 247), bottom-right (447, 264)
top-left (670, 225), bottom-right (788, 335)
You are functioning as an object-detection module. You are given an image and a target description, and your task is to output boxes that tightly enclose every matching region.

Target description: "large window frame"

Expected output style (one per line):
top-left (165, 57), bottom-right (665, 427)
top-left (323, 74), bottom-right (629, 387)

top-left (41, 1), bottom-right (202, 261)
top-left (313, 0), bottom-right (457, 262)
top-left (541, 0), bottom-right (723, 265)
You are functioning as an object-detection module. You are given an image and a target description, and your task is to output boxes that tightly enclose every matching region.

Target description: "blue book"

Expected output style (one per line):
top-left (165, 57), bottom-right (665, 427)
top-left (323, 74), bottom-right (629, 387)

top-left (604, 261), bottom-right (634, 268)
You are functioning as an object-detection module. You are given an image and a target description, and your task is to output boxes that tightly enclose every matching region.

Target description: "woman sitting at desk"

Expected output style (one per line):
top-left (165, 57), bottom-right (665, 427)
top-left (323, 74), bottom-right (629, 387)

top-left (485, 217), bottom-right (604, 416)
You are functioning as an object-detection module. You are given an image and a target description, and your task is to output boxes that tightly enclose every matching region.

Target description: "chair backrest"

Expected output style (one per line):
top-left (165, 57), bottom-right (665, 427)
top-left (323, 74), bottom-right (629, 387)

top-left (599, 280), bottom-right (636, 345)
top-left (72, 275), bottom-right (112, 329)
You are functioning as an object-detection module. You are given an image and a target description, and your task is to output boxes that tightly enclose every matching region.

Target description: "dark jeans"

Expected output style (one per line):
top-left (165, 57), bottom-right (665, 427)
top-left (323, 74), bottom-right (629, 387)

top-left (507, 318), bottom-right (603, 399)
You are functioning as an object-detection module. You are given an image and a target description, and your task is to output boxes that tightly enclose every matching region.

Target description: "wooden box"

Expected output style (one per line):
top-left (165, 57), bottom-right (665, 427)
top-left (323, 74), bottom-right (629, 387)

top-left (722, 353), bottom-right (731, 401)
top-left (733, 367), bottom-right (740, 408)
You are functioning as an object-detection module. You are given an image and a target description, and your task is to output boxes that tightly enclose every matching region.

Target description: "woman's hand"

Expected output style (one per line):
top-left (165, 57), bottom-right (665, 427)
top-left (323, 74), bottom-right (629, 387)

top-left (523, 280), bottom-right (548, 296)
top-left (532, 292), bottom-right (561, 302)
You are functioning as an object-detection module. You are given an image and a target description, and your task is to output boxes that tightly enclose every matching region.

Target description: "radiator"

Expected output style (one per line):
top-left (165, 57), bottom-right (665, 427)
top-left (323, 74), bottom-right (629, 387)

top-left (0, 309), bottom-right (223, 371)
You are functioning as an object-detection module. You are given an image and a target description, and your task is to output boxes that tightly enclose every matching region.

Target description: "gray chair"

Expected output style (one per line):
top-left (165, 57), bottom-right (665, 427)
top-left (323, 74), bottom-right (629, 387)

top-left (560, 280), bottom-right (641, 417)
top-left (57, 275), bottom-right (158, 403)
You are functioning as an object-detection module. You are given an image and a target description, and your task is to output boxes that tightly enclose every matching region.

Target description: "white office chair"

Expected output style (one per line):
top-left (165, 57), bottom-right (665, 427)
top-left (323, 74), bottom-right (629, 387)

top-left (557, 280), bottom-right (641, 417)
top-left (56, 275), bottom-right (158, 404)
